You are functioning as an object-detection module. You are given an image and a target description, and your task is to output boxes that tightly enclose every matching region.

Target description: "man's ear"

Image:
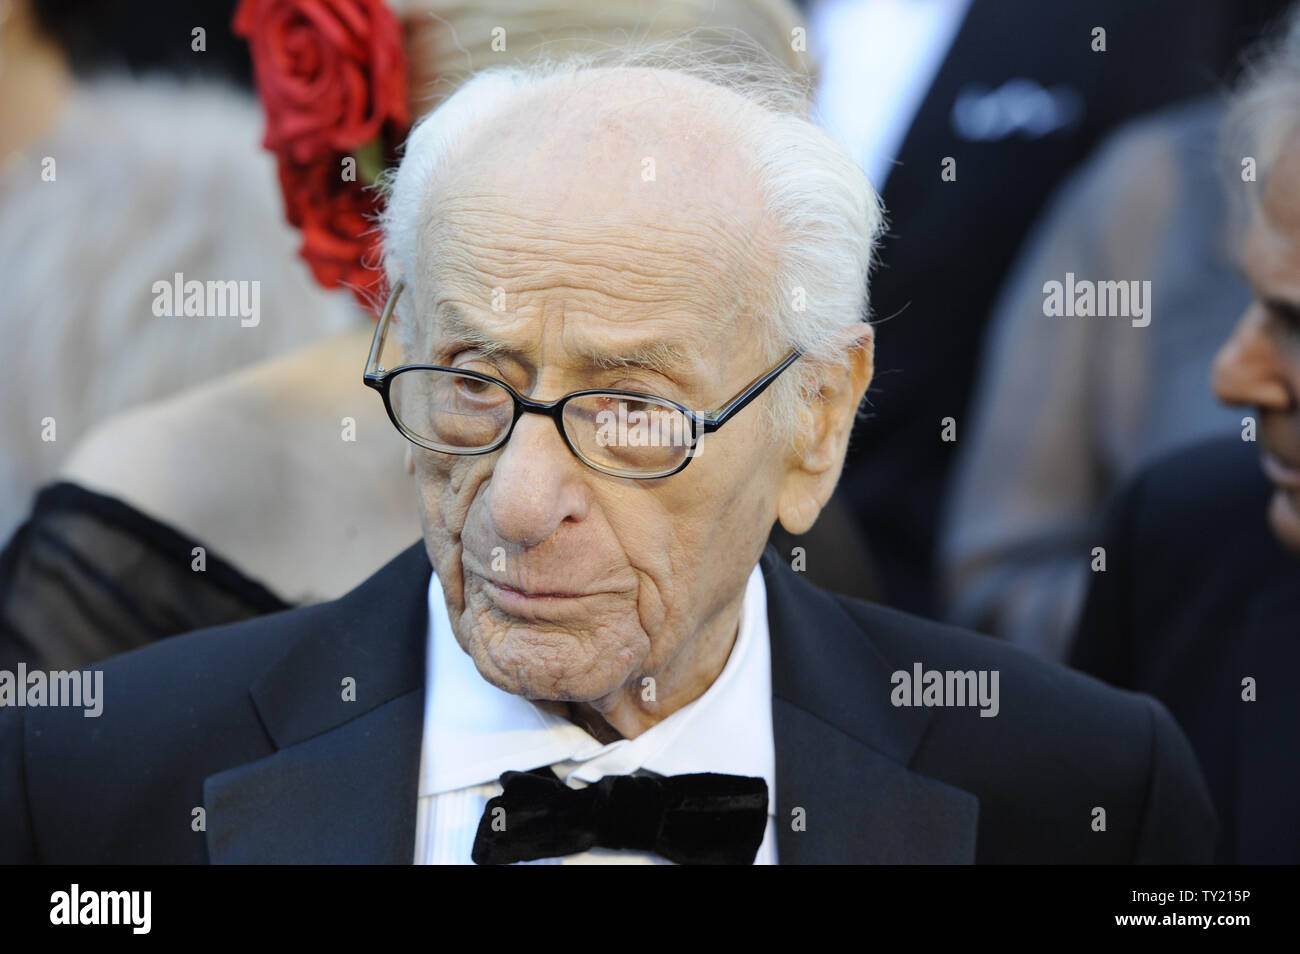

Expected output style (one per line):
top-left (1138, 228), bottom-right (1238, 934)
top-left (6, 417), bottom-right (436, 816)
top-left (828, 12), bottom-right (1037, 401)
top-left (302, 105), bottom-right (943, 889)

top-left (776, 325), bottom-right (874, 535)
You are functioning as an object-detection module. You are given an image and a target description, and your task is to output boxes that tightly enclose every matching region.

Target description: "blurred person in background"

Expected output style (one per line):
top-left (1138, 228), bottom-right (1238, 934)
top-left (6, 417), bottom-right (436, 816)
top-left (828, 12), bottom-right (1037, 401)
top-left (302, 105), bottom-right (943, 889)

top-left (940, 96), bottom-right (1244, 660)
top-left (0, 0), bottom-right (361, 543)
top-left (1069, 8), bottom-right (1300, 864)
top-left (809, 0), bottom-right (1288, 618)
top-left (1, 0), bottom-right (883, 673)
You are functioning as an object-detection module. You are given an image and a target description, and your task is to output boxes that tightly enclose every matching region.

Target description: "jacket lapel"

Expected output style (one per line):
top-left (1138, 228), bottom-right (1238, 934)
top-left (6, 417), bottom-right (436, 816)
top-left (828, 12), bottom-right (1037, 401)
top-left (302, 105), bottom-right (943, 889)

top-left (760, 546), bottom-right (979, 863)
top-left (204, 542), bottom-right (432, 864)
top-left (203, 690), bottom-right (424, 863)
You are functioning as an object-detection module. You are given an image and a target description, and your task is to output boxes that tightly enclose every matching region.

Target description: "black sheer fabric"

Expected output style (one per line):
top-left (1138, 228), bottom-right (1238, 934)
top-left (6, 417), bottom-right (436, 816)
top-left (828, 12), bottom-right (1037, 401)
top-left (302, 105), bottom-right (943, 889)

top-left (0, 482), bottom-right (291, 671)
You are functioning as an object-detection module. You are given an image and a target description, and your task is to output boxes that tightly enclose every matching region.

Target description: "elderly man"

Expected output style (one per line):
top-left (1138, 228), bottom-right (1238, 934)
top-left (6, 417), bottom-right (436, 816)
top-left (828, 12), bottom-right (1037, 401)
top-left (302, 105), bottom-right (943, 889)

top-left (1070, 11), bottom-right (1300, 864)
top-left (0, 51), bottom-right (1214, 864)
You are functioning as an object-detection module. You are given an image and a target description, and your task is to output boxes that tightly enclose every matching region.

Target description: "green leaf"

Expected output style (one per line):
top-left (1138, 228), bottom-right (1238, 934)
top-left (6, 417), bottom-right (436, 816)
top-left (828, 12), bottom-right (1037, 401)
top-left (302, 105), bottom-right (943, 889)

top-left (354, 139), bottom-right (387, 186)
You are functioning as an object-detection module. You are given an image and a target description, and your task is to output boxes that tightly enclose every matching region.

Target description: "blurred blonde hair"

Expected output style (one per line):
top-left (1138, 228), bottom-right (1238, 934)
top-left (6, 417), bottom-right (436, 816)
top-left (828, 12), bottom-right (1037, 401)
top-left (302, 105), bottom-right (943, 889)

top-left (392, 0), bottom-right (815, 116)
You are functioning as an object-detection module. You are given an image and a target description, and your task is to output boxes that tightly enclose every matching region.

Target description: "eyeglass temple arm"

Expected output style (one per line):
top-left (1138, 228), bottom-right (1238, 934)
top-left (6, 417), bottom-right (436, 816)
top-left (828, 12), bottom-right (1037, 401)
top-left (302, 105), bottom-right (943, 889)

top-left (700, 349), bottom-right (802, 432)
top-left (365, 279), bottom-right (405, 381)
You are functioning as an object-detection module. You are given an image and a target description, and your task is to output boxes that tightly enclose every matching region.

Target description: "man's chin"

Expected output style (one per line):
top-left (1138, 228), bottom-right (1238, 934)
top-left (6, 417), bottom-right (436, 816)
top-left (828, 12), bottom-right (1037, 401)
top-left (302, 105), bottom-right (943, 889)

top-left (1267, 489), bottom-right (1300, 554)
top-left (482, 669), bottom-right (632, 706)
top-left (462, 620), bottom-right (643, 703)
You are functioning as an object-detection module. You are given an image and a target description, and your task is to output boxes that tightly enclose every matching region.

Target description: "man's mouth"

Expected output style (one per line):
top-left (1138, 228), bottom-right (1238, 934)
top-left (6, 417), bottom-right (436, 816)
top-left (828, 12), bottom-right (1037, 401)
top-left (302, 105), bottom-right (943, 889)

top-left (475, 573), bottom-right (604, 620)
top-left (485, 579), bottom-right (589, 600)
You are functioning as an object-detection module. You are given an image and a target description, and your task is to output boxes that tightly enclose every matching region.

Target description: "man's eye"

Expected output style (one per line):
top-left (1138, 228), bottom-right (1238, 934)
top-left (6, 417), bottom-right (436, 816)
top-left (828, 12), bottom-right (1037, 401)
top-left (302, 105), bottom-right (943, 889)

top-left (1274, 306), bottom-right (1300, 333)
top-left (457, 376), bottom-right (496, 395)
top-left (599, 393), bottom-right (657, 414)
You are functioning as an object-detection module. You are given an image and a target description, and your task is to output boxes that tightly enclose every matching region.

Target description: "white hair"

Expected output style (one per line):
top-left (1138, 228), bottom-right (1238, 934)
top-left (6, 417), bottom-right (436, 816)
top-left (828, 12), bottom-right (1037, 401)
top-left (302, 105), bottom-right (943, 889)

top-left (378, 37), bottom-right (883, 439)
top-left (1223, 7), bottom-right (1300, 208)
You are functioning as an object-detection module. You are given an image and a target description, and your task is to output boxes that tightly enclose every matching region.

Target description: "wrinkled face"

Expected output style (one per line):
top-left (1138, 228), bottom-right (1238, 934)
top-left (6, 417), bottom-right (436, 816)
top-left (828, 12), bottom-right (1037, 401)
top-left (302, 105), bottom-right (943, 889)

top-left (405, 73), bottom-right (794, 703)
top-left (1213, 131), bottom-right (1300, 552)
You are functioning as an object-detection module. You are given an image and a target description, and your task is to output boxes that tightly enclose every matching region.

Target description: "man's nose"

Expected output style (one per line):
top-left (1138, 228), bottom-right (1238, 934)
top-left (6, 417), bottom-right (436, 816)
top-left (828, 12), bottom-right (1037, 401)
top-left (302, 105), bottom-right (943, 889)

top-left (484, 411), bottom-right (590, 549)
top-left (1211, 305), bottom-right (1292, 409)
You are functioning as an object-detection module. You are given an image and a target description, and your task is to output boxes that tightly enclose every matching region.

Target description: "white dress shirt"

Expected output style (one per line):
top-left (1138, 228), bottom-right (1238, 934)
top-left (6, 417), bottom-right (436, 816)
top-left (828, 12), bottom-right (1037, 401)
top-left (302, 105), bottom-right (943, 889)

top-left (810, 0), bottom-right (972, 191)
top-left (413, 562), bottom-right (778, 864)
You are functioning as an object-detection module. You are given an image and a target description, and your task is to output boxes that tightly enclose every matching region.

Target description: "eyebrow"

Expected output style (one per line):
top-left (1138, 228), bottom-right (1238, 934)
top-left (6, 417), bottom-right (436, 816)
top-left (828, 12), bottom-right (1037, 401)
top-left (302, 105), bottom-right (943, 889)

top-left (431, 303), bottom-right (510, 359)
top-left (432, 302), bottom-right (707, 378)
top-left (574, 338), bottom-right (698, 375)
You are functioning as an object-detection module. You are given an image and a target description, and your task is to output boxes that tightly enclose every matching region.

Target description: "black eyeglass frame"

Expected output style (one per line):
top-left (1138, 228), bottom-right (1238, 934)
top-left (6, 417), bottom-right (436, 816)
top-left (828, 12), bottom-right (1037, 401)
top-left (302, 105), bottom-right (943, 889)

top-left (363, 279), bottom-right (803, 479)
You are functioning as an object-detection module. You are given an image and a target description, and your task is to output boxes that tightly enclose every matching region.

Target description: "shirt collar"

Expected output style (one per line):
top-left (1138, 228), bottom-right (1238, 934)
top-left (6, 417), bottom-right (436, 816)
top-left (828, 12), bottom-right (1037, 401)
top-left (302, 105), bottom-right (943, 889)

top-left (418, 562), bottom-right (775, 814)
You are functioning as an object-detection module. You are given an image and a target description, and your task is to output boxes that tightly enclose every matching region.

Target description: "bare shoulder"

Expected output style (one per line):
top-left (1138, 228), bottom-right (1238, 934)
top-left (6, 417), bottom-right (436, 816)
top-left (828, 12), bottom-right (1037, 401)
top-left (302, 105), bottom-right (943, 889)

top-left (57, 331), bottom-right (417, 602)
top-left (58, 359), bottom-right (293, 540)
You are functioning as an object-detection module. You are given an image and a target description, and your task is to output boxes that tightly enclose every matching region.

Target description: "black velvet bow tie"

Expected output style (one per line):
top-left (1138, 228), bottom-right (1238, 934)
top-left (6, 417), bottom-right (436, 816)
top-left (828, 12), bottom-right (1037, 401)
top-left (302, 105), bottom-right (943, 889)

top-left (471, 767), bottom-right (769, 865)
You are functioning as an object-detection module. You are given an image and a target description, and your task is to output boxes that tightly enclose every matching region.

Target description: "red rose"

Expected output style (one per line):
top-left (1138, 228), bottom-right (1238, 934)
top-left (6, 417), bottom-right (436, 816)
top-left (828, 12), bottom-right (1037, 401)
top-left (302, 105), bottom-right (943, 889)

top-left (277, 155), bottom-right (386, 306)
top-left (234, 0), bottom-right (409, 166)
top-left (235, 0), bottom-right (410, 309)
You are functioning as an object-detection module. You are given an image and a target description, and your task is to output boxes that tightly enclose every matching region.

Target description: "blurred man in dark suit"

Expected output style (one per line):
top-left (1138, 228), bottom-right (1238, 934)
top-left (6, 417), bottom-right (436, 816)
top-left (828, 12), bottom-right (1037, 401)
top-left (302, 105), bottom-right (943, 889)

top-left (810, 0), bottom-right (1288, 615)
top-left (1071, 12), bottom-right (1300, 863)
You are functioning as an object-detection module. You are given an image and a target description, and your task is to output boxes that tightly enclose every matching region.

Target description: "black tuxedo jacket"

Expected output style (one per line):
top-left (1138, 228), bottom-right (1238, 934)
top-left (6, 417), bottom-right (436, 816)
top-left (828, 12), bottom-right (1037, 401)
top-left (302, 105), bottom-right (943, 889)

top-left (837, 0), bottom-right (1288, 615)
top-left (2, 542), bottom-right (1214, 863)
top-left (1071, 436), bottom-right (1300, 864)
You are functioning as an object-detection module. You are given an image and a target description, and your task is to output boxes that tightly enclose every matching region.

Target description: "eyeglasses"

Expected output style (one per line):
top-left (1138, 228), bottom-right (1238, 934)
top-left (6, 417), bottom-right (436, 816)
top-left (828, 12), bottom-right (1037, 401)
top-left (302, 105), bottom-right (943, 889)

top-left (363, 280), bottom-right (802, 479)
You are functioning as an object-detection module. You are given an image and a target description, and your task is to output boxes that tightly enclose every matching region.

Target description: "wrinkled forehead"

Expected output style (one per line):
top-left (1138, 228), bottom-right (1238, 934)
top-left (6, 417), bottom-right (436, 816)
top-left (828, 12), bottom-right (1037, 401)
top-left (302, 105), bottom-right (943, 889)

top-left (406, 70), bottom-right (776, 358)
top-left (403, 206), bottom-right (753, 392)
top-left (425, 69), bottom-right (770, 239)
